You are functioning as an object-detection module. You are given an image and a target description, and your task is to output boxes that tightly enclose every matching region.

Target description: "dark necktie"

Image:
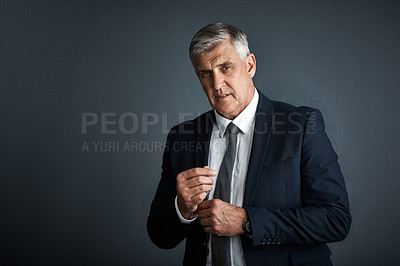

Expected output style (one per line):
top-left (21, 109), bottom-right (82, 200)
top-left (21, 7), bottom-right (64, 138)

top-left (212, 122), bottom-right (240, 266)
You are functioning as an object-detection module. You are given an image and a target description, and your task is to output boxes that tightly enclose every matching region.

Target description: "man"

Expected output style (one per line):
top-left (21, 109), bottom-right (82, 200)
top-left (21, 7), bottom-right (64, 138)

top-left (147, 23), bottom-right (351, 266)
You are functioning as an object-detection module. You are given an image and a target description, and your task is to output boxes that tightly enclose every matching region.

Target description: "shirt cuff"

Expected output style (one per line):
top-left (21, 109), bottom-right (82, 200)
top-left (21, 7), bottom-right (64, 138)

top-left (175, 196), bottom-right (198, 224)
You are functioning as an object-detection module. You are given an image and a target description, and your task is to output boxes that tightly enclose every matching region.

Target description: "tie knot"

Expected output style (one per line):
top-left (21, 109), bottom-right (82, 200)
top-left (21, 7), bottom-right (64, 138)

top-left (227, 122), bottom-right (240, 135)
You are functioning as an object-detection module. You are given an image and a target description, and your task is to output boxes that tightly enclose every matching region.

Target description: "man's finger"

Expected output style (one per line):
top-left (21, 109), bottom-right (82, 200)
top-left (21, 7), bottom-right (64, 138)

top-left (186, 176), bottom-right (214, 188)
top-left (190, 191), bottom-right (208, 205)
top-left (197, 208), bottom-right (211, 219)
top-left (182, 167), bottom-right (217, 180)
top-left (197, 199), bottom-right (212, 210)
top-left (199, 217), bottom-right (213, 227)
top-left (188, 184), bottom-right (212, 196)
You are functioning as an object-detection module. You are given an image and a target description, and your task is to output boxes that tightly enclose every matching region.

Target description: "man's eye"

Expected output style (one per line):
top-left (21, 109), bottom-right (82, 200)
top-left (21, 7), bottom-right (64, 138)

top-left (222, 66), bottom-right (231, 71)
top-left (201, 71), bottom-right (211, 77)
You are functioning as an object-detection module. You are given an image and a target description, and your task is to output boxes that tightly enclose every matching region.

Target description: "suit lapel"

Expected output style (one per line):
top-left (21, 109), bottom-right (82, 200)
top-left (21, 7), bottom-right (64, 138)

top-left (243, 92), bottom-right (274, 207)
top-left (194, 111), bottom-right (215, 245)
top-left (194, 110), bottom-right (215, 167)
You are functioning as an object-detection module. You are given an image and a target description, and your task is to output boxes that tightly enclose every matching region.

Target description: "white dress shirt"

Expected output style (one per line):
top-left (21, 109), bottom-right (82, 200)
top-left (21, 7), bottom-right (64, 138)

top-left (175, 89), bottom-right (259, 266)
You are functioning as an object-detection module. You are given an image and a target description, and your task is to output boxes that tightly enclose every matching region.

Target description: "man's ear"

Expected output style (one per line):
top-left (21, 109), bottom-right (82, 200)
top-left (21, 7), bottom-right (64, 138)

top-left (245, 53), bottom-right (256, 78)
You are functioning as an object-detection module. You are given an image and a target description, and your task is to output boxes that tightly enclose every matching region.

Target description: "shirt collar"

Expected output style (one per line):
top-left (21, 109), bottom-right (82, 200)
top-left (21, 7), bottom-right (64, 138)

top-left (214, 89), bottom-right (259, 138)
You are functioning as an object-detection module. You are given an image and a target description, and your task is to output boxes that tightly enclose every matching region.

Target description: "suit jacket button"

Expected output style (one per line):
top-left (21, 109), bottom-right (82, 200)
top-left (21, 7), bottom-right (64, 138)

top-left (261, 239), bottom-right (267, 245)
top-left (266, 238), bottom-right (272, 245)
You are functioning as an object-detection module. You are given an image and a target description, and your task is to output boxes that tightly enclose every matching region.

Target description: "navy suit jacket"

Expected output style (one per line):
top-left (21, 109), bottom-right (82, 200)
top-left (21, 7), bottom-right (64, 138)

top-left (147, 91), bottom-right (351, 265)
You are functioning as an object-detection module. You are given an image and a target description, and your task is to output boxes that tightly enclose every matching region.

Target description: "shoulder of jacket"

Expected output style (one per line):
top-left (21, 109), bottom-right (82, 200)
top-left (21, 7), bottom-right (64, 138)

top-left (271, 100), bottom-right (316, 117)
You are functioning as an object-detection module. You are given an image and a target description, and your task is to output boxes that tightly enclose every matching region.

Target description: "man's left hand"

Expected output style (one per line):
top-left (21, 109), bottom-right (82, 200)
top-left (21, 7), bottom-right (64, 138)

top-left (197, 199), bottom-right (247, 236)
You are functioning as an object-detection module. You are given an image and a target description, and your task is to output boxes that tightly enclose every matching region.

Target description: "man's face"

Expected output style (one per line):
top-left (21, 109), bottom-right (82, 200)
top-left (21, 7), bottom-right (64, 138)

top-left (194, 39), bottom-right (256, 120)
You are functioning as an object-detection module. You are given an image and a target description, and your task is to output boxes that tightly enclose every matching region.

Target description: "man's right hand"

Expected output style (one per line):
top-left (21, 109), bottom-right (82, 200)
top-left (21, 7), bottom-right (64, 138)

top-left (176, 166), bottom-right (216, 219)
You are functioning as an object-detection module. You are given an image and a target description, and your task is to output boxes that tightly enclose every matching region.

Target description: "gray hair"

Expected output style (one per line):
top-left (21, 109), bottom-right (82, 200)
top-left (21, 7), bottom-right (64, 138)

top-left (189, 22), bottom-right (250, 66)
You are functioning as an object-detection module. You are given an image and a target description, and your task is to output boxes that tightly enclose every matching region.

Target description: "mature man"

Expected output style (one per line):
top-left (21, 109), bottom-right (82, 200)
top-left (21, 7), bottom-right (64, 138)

top-left (147, 23), bottom-right (351, 266)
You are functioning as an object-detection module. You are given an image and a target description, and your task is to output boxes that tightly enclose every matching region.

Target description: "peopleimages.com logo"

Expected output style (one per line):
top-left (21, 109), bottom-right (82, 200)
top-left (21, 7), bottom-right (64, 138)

top-left (80, 111), bottom-right (317, 153)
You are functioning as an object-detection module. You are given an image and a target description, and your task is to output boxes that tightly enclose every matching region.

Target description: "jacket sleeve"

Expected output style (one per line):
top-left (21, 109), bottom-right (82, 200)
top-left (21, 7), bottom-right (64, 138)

top-left (146, 126), bottom-right (190, 249)
top-left (245, 109), bottom-right (351, 246)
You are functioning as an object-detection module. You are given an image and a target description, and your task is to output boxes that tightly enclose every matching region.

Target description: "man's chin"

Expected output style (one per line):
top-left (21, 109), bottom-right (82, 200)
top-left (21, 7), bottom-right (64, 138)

top-left (215, 109), bottom-right (237, 120)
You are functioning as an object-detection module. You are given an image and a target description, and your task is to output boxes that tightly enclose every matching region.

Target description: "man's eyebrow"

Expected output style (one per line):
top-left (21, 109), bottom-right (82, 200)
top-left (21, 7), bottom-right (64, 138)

top-left (196, 61), bottom-right (233, 72)
top-left (195, 68), bottom-right (210, 74)
top-left (216, 61), bottom-right (233, 67)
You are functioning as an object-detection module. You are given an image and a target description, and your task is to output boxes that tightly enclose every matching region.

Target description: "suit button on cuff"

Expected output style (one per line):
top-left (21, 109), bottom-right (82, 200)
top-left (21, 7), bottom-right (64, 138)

top-left (261, 239), bottom-right (266, 245)
top-left (266, 238), bottom-right (271, 245)
top-left (277, 239), bottom-right (281, 244)
top-left (272, 238), bottom-right (276, 244)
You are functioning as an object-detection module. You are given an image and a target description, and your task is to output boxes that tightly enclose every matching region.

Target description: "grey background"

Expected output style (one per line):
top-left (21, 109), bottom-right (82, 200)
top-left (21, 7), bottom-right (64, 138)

top-left (1, 0), bottom-right (399, 265)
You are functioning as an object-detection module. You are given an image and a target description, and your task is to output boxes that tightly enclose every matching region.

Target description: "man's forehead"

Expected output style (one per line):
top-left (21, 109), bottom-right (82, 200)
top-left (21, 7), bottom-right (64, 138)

top-left (196, 53), bottom-right (231, 67)
top-left (194, 43), bottom-right (238, 70)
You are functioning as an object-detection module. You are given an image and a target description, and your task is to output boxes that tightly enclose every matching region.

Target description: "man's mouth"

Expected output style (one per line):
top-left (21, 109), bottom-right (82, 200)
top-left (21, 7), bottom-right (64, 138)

top-left (216, 94), bottom-right (230, 99)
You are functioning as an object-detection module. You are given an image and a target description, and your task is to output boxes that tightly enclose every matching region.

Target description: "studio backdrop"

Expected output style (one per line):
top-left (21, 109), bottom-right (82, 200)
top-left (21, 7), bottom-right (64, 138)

top-left (1, 1), bottom-right (399, 265)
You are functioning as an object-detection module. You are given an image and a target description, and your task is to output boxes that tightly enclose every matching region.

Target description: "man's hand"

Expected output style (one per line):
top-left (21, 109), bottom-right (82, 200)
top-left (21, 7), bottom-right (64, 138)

top-left (176, 166), bottom-right (216, 219)
top-left (197, 199), bottom-right (247, 236)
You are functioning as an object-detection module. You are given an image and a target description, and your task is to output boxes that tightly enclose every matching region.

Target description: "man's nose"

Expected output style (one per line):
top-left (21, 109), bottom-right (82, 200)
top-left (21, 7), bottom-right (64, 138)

top-left (212, 72), bottom-right (224, 91)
